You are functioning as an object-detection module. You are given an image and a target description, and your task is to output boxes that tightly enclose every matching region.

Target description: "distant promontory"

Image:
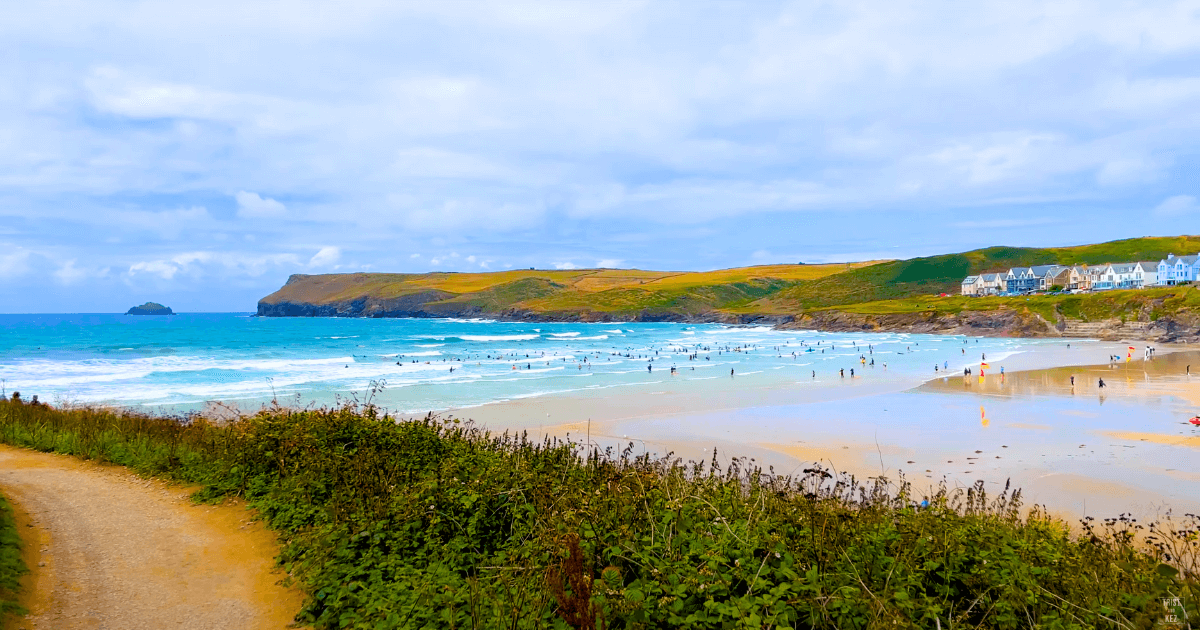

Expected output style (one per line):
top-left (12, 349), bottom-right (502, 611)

top-left (256, 236), bottom-right (1200, 342)
top-left (126, 302), bottom-right (174, 316)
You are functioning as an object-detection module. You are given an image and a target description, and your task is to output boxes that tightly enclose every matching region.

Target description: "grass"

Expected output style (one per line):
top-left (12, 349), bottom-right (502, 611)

top-left (751, 236), bottom-right (1200, 312)
top-left (260, 236), bottom-right (1200, 323)
top-left (0, 396), bottom-right (1196, 628)
top-left (0, 491), bottom-right (27, 623)
top-left (260, 263), bottom-right (880, 317)
top-left (826, 286), bottom-right (1200, 326)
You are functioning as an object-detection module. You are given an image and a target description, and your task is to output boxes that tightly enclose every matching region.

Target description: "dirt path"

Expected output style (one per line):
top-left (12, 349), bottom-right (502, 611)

top-left (0, 446), bottom-right (304, 629)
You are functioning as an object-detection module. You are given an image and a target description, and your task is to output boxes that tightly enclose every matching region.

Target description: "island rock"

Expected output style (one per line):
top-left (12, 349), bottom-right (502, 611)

top-left (126, 302), bottom-right (175, 316)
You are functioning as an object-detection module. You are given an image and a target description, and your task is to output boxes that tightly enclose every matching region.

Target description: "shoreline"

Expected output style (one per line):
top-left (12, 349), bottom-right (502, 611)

top-left (457, 344), bottom-right (1200, 520)
top-left (256, 305), bottom-right (1200, 343)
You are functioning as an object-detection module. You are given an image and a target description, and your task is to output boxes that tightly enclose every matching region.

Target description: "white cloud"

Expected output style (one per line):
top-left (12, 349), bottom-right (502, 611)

top-left (0, 247), bottom-right (33, 280)
top-left (53, 259), bottom-right (109, 285)
top-left (1154, 195), bottom-right (1197, 217)
top-left (553, 261), bottom-right (577, 270)
top-left (466, 255), bottom-right (476, 263)
top-left (111, 207), bottom-right (211, 239)
top-left (308, 246), bottom-right (341, 268)
top-left (128, 259), bottom-right (183, 280)
top-left (953, 218), bottom-right (1061, 229)
top-left (596, 259), bottom-right (622, 268)
top-left (127, 251), bottom-right (302, 281)
top-left (6, 1), bottom-right (1200, 311)
top-left (409, 253), bottom-right (421, 259)
top-left (235, 191), bottom-right (287, 218)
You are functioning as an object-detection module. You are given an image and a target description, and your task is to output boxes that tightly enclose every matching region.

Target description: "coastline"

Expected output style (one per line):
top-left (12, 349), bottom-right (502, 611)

top-left (257, 301), bottom-right (1200, 343)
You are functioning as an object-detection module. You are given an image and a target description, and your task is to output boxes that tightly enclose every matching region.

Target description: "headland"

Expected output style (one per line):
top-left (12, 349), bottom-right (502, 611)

top-left (256, 235), bottom-right (1200, 343)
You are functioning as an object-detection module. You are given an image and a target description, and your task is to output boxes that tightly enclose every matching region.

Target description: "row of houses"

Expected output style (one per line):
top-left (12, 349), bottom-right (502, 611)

top-left (961, 253), bottom-right (1200, 296)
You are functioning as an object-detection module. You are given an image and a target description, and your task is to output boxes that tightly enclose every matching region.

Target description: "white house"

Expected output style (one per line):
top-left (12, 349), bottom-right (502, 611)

top-left (1159, 254), bottom-right (1200, 285)
top-left (1092, 264), bottom-right (1116, 290)
top-left (1109, 263), bottom-right (1145, 289)
top-left (961, 275), bottom-right (980, 296)
top-left (1135, 262), bottom-right (1160, 287)
top-left (978, 273), bottom-right (1006, 295)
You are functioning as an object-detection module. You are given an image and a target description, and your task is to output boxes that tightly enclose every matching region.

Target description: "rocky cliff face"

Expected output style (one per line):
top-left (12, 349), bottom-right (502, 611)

top-left (257, 274), bottom-right (1199, 342)
top-left (779, 308), bottom-right (1200, 343)
top-left (255, 297), bottom-right (793, 325)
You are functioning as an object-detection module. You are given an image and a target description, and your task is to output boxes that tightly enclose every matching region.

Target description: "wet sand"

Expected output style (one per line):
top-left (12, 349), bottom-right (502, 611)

top-left (458, 344), bottom-right (1200, 521)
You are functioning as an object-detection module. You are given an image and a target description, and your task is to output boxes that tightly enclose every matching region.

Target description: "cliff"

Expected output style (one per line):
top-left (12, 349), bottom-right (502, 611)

top-left (258, 270), bottom-right (1200, 342)
top-left (257, 237), bottom-right (1200, 343)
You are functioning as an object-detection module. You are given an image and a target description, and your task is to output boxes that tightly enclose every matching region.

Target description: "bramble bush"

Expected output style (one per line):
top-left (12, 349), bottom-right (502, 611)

top-left (1, 396), bottom-right (1196, 628)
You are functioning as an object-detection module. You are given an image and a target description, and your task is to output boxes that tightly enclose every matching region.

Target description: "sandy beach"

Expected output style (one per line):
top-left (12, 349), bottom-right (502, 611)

top-left (461, 342), bottom-right (1200, 521)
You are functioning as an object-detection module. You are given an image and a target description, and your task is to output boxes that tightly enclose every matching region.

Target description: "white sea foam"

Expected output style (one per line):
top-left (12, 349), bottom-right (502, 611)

top-left (460, 334), bottom-right (541, 342)
top-left (549, 332), bottom-right (580, 337)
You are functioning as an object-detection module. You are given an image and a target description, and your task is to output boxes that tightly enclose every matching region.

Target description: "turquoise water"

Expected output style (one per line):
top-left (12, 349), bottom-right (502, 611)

top-left (0, 313), bottom-right (1101, 414)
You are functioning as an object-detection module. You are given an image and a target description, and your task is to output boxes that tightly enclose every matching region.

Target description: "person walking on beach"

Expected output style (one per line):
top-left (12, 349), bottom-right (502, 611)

top-left (840, 368), bottom-right (844, 378)
top-left (1070, 375), bottom-right (1075, 387)
top-left (730, 368), bottom-right (735, 377)
top-left (1098, 377), bottom-right (1106, 388)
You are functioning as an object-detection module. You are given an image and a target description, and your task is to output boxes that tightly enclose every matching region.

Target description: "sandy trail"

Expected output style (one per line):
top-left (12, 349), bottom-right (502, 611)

top-left (0, 446), bottom-right (304, 630)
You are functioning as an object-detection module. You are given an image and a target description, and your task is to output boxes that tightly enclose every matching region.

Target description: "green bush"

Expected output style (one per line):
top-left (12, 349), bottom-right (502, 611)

top-left (0, 398), bottom-right (1195, 628)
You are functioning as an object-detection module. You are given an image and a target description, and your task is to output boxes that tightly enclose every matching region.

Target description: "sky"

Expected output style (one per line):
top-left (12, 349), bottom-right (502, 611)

top-left (2, 1), bottom-right (1199, 312)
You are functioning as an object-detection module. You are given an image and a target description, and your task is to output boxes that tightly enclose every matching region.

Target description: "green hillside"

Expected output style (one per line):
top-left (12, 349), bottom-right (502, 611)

top-left (753, 236), bottom-right (1200, 311)
top-left (259, 236), bottom-right (1200, 320)
top-left (257, 262), bottom-right (879, 318)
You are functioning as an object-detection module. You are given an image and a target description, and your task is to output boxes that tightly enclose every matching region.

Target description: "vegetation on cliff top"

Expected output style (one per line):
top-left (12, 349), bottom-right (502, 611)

top-left (1, 397), bottom-right (1196, 628)
top-left (814, 285), bottom-right (1200, 322)
top-left (753, 235), bottom-right (1200, 311)
top-left (259, 263), bottom-right (877, 317)
top-left (259, 236), bottom-right (1200, 321)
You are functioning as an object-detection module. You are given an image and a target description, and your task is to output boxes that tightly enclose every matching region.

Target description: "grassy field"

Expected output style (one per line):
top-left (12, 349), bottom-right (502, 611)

top-left (822, 285), bottom-right (1200, 325)
top-left (0, 398), bottom-right (1196, 628)
top-left (262, 262), bottom-right (880, 317)
top-left (751, 236), bottom-right (1200, 312)
top-left (260, 236), bottom-right (1200, 321)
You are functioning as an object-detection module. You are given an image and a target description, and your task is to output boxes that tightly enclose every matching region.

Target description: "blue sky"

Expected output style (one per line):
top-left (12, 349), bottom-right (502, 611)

top-left (2, 1), bottom-right (1199, 312)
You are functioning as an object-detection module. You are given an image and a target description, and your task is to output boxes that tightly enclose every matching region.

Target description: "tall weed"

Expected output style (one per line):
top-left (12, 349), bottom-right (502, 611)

top-left (0, 397), bottom-right (1194, 628)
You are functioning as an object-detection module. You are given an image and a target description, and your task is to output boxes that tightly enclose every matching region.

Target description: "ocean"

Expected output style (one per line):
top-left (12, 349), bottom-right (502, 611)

top-left (0, 313), bottom-right (1101, 415)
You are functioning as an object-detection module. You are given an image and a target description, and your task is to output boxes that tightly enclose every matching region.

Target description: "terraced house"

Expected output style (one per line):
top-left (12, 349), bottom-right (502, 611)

top-left (961, 255), bottom-right (1178, 295)
top-left (1159, 254), bottom-right (1200, 285)
top-left (960, 272), bottom-right (1007, 296)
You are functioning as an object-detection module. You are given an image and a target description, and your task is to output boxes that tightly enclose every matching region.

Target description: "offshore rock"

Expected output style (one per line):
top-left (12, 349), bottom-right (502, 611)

top-left (126, 302), bottom-right (175, 315)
